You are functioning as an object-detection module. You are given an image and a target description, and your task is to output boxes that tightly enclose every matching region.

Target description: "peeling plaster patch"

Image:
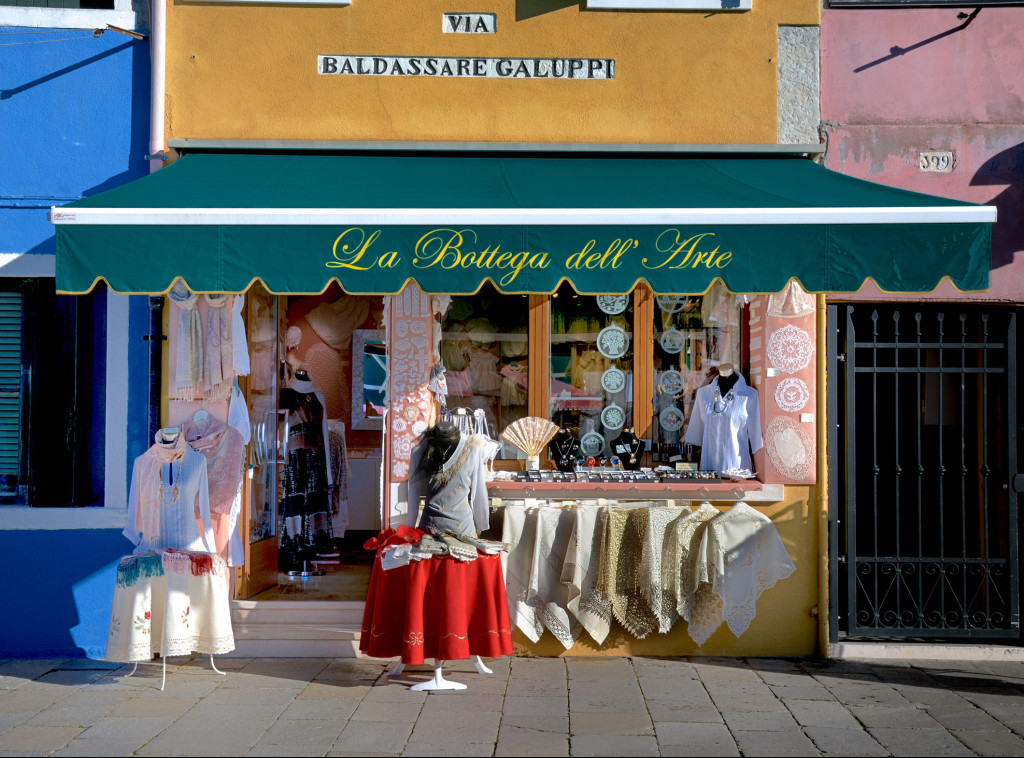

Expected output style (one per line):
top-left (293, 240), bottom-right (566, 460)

top-left (778, 26), bottom-right (819, 145)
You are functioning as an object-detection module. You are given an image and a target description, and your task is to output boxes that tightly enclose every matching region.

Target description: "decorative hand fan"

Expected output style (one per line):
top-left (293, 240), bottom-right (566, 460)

top-left (500, 416), bottom-right (559, 470)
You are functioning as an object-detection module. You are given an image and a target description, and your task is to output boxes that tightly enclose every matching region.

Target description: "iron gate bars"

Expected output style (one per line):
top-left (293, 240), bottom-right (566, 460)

top-left (830, 304), bottom-right (1019, 639)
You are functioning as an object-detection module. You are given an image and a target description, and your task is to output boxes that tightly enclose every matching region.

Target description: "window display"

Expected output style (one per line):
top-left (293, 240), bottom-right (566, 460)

top-left (549, 282), bottom-right (633, 459)
top-left (439, 284), bottom-right (528, 458)
top-left (652, 282), bottom-right (745, 465)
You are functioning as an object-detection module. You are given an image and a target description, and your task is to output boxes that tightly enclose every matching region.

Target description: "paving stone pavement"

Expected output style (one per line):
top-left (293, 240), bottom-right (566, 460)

top-left (0, 656), bottom-right (1023, 756)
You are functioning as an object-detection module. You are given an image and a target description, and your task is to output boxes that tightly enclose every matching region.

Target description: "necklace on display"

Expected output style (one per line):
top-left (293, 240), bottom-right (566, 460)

top-left (713, 388), bottom-right (736, 415)
top-left (553, 431), bottom-right (577, 468)
top-left (160, 458), bottom-right (182, 504)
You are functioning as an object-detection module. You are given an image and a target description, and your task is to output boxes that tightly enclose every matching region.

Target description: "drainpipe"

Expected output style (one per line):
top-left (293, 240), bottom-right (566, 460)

top-left (146, 0), bottom-right (167, 439)
top-left (148, 0), bottom-right (166, 175)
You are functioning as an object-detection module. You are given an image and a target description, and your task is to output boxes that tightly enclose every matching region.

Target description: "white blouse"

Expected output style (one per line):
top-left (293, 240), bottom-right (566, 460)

top-left (684, 374), bottom-right (763, 472)
top-left (125, 442), bottom-right (215, 555)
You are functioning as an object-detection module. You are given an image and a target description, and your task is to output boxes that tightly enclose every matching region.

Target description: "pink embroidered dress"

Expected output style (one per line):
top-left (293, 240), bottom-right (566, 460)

top-left (125, 432), bottom-right (214, 555)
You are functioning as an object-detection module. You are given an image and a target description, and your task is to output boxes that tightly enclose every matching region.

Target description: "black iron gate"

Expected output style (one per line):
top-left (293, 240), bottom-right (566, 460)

top-left (829, 304), bottom-right (1021, 640)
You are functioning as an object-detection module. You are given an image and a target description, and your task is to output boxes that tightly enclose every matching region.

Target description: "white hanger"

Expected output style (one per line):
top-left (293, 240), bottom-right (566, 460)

top-left (159, 427), bottom-right (180, 443)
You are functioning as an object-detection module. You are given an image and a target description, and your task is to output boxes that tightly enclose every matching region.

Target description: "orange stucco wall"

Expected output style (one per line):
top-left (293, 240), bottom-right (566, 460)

top-left (164, 0), bottom-right (818, 144)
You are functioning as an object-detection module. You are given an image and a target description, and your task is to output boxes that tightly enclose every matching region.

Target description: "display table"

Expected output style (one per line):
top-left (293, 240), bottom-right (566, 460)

top-left (105, 548), bottom-right (235, 664)
top-left (359, 552), bottom-right (514, 665)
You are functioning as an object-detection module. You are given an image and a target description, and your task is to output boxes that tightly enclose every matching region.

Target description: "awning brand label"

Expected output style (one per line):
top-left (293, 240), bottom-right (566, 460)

top-left (318, 55), bottom-right (615, 79)
top-left (327, 228), bottom-right (730, 287)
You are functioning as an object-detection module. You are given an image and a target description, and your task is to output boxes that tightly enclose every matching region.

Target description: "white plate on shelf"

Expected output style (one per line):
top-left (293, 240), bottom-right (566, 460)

top-left (596, 295), bottom-right (630, 315)
top-left (579, 431), bottom-right (605, 456)
top-left (601, 403), bottom-right (626, 430)
top-left (656, 295), bottom-right (686, 313)
top-left (659, 405), bottom-right (685, 432)
top-left (659, 328), bottom-right (684, 354)
top-left (601, 367), bottom-right (626, 394)
top-left (597, 325), bottom-right (629, 359)
top-left (658, 369), bottom-right (684, 395)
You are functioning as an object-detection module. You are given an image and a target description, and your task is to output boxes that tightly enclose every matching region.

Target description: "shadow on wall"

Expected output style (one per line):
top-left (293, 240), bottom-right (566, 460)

top-left (21, 38), bottom-right (151, 258)
top-left (972, 141), bottom-right (1024, 273)
top-left (0, 529), bottom-right (129, 659)
top-left (516, 0), bottom-right (579, 22)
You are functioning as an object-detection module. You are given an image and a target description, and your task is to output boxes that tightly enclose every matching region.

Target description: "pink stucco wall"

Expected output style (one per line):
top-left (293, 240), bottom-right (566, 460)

top-left (821, 8), bottom-right (1024, 302)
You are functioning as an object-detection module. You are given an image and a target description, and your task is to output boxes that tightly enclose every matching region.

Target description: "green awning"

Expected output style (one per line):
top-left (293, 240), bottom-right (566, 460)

top-left (52, 152), bottom-right (993, 295)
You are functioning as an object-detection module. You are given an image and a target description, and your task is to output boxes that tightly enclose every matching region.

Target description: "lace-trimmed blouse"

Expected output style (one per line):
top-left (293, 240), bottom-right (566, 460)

top-left (125, 434), bottom-right (214, 555)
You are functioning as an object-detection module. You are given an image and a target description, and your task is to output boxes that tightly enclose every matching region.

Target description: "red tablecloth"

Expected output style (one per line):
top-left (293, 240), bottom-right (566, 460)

top-left (359, 553), bottom-right (514, 665)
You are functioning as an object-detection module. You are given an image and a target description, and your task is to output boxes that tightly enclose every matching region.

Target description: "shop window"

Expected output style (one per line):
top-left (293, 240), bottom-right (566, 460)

top-left (439, 283), bottom-right (529, 459)
top-left (434, 282), bottom-right (759, 477)
top-left (548, 282), bottom-right (634, 461)
top-left (0, 280), bottom-right (104, 506)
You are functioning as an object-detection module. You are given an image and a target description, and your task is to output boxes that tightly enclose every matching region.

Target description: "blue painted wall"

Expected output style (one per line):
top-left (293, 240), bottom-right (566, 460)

top-left (0, 27), bottom-right (152, 657)
top-left (0, 530), bottom-right (131, 658)
top-left (0, 28), bottom-right (151, 256)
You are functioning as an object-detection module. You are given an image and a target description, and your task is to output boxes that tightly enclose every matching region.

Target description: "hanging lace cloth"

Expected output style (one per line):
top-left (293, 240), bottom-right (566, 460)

top-left (600, 506), bottom-right (659, 639)
top-left (638, 504), bottom-right (692, 634)
top-left (328, 421), bottom-right (350, 537)
top-left (688, 502), bottom-right (796, 646)
top-left (203, 294), bottom-right (234, 401)
top-left (669, 502), bottom-right (721, 625)
top-left (501, 505), bottom-right (545, 643)
top-left (561, 502), bottom-right (612, 645)
top-left (230, 292), bottom-right (250, 377)
top-left (527, 506), bottom-right (581, 650)
top-left (168, 282), bottom-right (203, 401)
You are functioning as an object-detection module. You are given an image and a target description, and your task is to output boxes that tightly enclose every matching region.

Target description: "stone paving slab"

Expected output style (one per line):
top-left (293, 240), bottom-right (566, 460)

top-left (0, 655), bottom-right (1023, 756)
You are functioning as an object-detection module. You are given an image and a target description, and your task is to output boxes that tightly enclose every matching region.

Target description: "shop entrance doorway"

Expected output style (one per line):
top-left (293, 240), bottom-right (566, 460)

top-left (829, 303), bottom-right (1021, 641)
top-left (237, 282), bottom-right (383, 602)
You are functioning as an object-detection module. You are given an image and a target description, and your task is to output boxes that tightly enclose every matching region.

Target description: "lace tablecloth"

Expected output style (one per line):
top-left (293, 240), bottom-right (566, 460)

top-left (359, 553), bottom-right (514, 665)
top-left (105, 549), bottom-right (235, 662)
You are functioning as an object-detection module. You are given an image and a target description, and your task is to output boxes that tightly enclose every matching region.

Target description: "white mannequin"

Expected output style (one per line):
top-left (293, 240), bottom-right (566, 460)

top-left (388, 656), bottom-right (494, 690)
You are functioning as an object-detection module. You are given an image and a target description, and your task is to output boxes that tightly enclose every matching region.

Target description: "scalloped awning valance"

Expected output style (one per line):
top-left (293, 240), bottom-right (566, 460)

top-left (52, 151), bottom-right (993, 295)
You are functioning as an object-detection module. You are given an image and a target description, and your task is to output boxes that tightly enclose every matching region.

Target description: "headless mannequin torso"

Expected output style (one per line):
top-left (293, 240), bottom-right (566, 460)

top-left (396, 420), bottom-right (493, 690)
top-left (716, 363), bottom-right (740, 396)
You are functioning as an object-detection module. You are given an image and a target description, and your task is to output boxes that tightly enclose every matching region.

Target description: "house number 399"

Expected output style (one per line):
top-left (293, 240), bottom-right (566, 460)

top-left (919, 151), bottom-right (953, 172)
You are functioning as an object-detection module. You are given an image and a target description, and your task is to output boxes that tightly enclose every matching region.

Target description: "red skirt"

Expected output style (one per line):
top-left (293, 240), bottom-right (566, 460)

top-left (359, 553), bottom-right (514, 665)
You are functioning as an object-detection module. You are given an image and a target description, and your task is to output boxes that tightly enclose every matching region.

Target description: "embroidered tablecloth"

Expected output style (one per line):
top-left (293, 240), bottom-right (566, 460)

top-left (105, 549), bottom-right (235, 662)
top-left (359, 553), bottom-right (514, 665)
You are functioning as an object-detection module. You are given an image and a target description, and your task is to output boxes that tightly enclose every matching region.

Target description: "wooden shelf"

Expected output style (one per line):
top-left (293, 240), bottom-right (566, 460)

top-left (486, 480), bottom-right (784, 503)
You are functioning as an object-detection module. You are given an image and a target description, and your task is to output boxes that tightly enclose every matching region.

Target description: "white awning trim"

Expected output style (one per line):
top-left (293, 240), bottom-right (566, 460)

top-left (51, 205), bottom-right (997, 226)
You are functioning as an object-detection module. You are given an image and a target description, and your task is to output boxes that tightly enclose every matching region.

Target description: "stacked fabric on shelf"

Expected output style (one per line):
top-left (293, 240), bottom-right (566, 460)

top-left (366, 526), bottom-right (509, 571)
top-left (500, 501), bottom-right (795, 648)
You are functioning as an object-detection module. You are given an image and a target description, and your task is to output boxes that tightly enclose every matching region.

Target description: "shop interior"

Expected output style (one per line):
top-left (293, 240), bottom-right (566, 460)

top-left (243, 283), bottom-right (385, 602)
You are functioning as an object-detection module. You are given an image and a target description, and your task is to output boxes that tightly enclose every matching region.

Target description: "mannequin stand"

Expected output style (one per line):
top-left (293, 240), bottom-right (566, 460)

top-left (387, 655), bottom-right (493, 690)
top-left (124, 653), bottom-right (226, 691)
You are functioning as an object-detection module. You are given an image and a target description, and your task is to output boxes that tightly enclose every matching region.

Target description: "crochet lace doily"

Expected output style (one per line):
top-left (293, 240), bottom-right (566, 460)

top-left (774, 377), bottom-right (810, 413)
top-left (766, 325), bottom-right (814, 374)
top-left (765, 416), bottom-right (814, 480)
